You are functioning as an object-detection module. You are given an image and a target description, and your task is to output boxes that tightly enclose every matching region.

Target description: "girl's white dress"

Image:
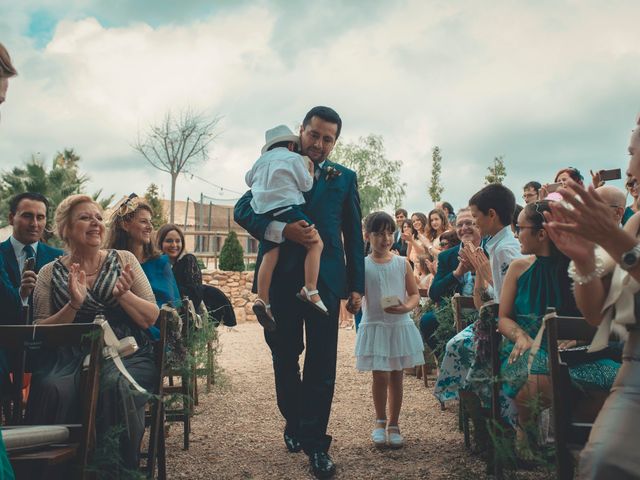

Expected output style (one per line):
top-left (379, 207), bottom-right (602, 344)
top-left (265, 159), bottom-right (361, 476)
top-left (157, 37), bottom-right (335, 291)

top-left (355, 255), bottom-right (425, 371)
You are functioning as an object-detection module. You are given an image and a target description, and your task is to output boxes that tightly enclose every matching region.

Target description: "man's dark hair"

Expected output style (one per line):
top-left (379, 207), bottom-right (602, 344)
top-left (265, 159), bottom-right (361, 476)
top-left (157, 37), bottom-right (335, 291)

top-left (395, 208), bottom-right (408, 217)
top-left (302, 106), bottom-right (342, 140)
top-left (523, 181), bottom-right (541, 192)
top-left (9, 192), bottom-right (50, 215)
top-left (512, 204), bottom-right (523, 230)
top-left (468, 184), bottom-right (516, 227)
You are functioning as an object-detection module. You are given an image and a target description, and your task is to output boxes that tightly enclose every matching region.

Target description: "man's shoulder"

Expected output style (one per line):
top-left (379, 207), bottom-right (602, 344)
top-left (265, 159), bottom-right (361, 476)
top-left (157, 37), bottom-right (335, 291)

top-left (39, 242), bottom-right (64, 258)
top-left (438, 244), bottom-right (460, 265)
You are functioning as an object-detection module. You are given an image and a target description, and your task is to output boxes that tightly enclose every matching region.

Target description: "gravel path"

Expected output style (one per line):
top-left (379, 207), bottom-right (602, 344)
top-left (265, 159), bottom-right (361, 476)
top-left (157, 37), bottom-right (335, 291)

top-left (164, 322), bottom-right (551, 479)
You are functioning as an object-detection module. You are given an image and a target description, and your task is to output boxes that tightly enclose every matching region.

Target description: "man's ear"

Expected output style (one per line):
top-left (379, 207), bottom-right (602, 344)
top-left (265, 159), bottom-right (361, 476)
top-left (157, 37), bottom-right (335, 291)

top-left (487, 208), bottom-right (497, 220)
top-left (8, 213), bottom-right (14, 226)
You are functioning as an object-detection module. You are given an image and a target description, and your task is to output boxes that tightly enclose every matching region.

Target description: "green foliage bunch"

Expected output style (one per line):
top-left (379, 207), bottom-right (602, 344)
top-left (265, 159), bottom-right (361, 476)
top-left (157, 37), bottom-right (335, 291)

top-left (144, 183), bottom-right (167, 229)
top-left (0, 149), bottom-right (114, 237)
top-left (428, 146), bottom-right (444, 203)
top-left (484, 155), bottom-right (507, 184)
top-left (331, 134), bottom-right (406, 217)
top-left (218, 231), bottom-right (244, 271)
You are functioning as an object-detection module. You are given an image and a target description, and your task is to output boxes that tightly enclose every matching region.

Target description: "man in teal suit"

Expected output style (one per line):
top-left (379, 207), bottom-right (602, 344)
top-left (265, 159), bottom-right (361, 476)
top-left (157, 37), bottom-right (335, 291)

top-left (235, 106), bottom-right (364, 479)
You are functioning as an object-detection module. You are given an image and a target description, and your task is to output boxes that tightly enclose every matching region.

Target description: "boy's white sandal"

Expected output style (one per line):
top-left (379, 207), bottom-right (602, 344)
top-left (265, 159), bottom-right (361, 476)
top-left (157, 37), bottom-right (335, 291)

top-left (296, 286), bottom-right (329, 316)
top-left (386, 425), bottom-right (404, 449)
top-left (371, 419), bottom-right (387, 447)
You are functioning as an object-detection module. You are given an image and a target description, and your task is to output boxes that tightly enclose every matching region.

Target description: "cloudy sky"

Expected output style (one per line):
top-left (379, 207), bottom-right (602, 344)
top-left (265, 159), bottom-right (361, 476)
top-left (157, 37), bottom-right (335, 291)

top-left (1, 0), bottom-right (639, 215)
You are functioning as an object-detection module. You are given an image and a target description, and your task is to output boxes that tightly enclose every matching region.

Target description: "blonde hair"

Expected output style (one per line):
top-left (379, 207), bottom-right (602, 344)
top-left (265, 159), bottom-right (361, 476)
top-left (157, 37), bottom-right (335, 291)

top-left (55, 194), bottom-right (101, 246)
top-left (0, 43), bottom-right (17, 77)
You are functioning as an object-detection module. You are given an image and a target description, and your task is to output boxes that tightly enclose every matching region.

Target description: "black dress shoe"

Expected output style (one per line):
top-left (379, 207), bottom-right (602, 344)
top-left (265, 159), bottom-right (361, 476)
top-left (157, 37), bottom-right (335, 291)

top-left (309, 451), bottom-right (336, 479)
top-left (283, 432), bottom-right (302, 453)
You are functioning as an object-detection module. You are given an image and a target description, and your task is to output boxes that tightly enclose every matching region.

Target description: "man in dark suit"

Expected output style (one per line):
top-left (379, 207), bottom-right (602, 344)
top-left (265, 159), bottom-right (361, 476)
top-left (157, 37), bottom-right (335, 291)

top-left (0, 193), bottom-right (63, 311)
top-left (420, 208), bottom-right (481, 349)
top-left (391, 208), bottom-right (408, 256)
top-left (235, 106), bottom-right (364, 479)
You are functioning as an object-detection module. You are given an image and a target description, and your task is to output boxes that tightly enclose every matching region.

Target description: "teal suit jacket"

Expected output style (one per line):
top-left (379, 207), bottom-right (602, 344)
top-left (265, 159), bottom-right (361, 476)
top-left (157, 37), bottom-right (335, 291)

top-left (0, 238), bottom-right (64, 289)
top-left (234, 160), bottom-right (364, 298)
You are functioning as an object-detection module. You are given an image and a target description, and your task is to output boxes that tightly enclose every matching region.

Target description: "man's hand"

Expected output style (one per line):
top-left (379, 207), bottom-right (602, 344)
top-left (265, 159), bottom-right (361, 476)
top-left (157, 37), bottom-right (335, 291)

top-left (20, 270), bottom-right (38, 300)
top-left (346, 292), bottom-right (362, 314)
top-left (283, 220), bottom-right (319, 248)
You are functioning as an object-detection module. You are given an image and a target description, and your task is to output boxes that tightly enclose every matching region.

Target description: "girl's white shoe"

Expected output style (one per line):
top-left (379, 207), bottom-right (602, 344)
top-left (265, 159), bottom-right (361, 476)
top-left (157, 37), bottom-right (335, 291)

top-left (371, 419), bottom-right (387, 447)
top-left (386, 425), bottom-right (404, 449)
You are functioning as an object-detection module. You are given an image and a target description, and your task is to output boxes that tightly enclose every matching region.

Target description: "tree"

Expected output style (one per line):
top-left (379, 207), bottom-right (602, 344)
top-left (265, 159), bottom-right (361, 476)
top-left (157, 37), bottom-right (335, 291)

top-left (218, 231), bottom-right (244, 271)
top-left (133, 108), bottom-right (222, 223)
top-left (428, 146), bottom-right (444, 203)
top-left (484, 155), bottom-right (507, 184)
top-left (144, 183), bottom-right (167, 228)
top-left (331, 134), bottom-right (406, 217)
top-left (0, 150), bottom-right (113, 232)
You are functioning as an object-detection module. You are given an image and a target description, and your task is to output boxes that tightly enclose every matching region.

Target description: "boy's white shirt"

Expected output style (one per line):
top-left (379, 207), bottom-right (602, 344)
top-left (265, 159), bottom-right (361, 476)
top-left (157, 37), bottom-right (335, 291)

top-left (262, 159), bottom-right (326, 244)
top-left (485, 225), bottom-right (523, 301)
top-left (245, 147), bottom-right (314, 215)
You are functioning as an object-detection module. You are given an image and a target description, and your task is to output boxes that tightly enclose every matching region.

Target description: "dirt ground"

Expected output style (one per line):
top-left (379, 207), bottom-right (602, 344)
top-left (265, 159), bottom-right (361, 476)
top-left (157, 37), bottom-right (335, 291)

top-left (164, 322), bottom-right (552, 480)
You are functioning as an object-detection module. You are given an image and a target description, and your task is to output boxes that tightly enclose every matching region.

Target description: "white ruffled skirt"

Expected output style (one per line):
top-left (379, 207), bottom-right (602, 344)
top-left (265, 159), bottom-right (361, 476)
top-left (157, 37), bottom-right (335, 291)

top-left (355, 321), bottom-right (425, 371)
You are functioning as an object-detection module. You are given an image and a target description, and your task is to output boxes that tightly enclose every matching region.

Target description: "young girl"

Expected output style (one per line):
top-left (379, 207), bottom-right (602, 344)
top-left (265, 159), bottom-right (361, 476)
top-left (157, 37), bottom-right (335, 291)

top-left (354, 211), bottom-right (425, 448)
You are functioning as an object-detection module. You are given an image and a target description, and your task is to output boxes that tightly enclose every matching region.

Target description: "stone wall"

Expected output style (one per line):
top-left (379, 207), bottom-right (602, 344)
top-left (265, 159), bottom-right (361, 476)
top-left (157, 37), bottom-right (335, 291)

top-left (202, 270), bottom-right (257, 324)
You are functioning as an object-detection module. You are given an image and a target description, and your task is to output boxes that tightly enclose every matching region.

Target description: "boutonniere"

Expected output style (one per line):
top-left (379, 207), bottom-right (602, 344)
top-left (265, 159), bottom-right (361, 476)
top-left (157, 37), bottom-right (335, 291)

top-left (324, 165), bottom-right (342, 181)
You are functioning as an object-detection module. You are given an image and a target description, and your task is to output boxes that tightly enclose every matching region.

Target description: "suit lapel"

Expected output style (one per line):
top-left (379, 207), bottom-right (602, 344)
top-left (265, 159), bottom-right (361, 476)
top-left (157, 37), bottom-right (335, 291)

top-left (35, 242), bottom-right (46, 273)
top-left (307, 161), bottom-right (332, 210)
top-left (0, 239), bottom-right (20, 287)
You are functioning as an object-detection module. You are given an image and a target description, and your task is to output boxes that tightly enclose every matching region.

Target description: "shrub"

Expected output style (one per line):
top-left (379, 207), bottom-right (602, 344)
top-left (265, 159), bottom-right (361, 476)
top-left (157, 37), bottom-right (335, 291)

top-left (218, 231), bottom-right (244, 271)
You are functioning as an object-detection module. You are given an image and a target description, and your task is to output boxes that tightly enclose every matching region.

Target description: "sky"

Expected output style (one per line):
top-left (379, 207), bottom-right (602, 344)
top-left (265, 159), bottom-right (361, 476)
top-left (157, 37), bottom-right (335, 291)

top-left (1, 0), bottom-right (639, 215)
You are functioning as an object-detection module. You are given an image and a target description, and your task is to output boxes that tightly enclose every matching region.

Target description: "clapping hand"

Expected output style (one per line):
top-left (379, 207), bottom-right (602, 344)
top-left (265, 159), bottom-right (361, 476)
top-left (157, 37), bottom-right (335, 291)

top-left (68, 263), bottom-right (88, 308)
top-left (113, 264), bottom-right (134, 299)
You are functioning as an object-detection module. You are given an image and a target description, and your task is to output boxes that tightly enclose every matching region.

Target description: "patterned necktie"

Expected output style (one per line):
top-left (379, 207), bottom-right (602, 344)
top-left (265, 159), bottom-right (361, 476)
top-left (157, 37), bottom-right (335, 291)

top-left (23, 244), bottom-right (36, 271)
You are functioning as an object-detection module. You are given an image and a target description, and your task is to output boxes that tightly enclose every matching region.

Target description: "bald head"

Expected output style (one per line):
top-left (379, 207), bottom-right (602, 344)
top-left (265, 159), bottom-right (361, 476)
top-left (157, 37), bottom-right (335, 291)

top-left (596, 185), bottom-right (626, 225)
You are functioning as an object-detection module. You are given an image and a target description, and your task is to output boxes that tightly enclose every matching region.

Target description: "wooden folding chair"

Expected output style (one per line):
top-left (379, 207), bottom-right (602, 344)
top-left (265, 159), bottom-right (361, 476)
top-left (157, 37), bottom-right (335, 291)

top-left (0, 323), bottom-right (103, 480)
top-left (451, 294), bottom-right (477, 447)
top-left (545, 308), bottom-right (608, 480)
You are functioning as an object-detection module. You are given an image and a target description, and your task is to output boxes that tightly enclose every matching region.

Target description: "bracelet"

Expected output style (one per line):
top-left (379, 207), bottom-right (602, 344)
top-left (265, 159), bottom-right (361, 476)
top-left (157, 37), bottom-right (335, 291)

top-left (568, 256), bottom-right (605, 285)
top-left (68, 301), bottom-right (81, 311)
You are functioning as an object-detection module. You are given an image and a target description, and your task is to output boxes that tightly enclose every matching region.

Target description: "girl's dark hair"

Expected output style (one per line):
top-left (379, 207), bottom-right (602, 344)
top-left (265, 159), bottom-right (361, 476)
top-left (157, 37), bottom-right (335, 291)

top-left (157, 223), bottom-right (186, 258)
top-left (427, 208), bottom-right (449, 241)
top-left (441, 202), bottom-right (455, 216)
top-left (410, 212), bottom-right (428, 236)
top-left (523, 200), bottom-right (579, 315)
top-left (365, 211), bottom-right (396, 234)
top-left (106, 199), bottom-right (160, 261)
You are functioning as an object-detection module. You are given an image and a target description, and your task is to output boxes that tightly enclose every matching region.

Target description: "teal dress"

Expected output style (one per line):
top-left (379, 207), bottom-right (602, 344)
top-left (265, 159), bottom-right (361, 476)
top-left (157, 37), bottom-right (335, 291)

top-left (141, 254), bottom-right (181, 339)
top-left (1, 431), bottom-right (15, 480)
top-left (500, 255), bottom-right (620, 398)
top-left (622, 206), bottom-right (635, 226)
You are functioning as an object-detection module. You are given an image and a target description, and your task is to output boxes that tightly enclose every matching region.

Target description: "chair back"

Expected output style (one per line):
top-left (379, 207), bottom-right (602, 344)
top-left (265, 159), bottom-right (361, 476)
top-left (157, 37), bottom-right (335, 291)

top-left (0, 323), bottom-right (103, 474)
top-left (545, 308), bottom-right (598, 480)
top-left (451, 294), bottom-right (476, 333)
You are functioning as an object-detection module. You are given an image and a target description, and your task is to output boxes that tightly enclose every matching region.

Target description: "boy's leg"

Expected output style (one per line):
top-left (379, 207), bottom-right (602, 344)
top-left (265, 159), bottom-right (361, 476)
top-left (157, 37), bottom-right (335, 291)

top-left (303, 238), bottom-right (323, 302)
top-left (257, 247), bottom-right (279, 304)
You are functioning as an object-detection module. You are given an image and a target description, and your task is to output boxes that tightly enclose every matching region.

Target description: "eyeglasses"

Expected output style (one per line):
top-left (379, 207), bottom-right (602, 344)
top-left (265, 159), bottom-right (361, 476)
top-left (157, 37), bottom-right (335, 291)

top-left (522, 192), bottom-right (538, 200)
top-left (455, 220), bottom-right (476, 229)
top-left (514, 224), bottom-right (538, 235)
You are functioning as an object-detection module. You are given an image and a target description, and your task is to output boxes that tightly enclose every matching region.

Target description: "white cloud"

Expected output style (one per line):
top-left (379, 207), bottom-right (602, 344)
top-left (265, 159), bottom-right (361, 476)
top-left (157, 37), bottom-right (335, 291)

top-left (1, 0), bottom-right (639, 217)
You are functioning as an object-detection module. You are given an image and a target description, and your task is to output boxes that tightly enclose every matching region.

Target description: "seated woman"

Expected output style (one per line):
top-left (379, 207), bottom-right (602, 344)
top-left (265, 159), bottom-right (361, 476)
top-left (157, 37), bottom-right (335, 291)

top-left (425, 208), bottom-right (450, 257)
top-left (497, 201), bottom-right (620, 447)
top-left (156, 224), bottom-right (236, 327)
top-left (404, 212), bottom-right (430, 271)
top-left (26, 194), bottom-right (159, 470)
top-left (106, 195), bottom-right (181, 337)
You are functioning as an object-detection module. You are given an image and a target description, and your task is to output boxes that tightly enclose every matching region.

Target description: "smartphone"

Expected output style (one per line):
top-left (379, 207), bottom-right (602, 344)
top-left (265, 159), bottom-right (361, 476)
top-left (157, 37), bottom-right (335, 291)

top-left (23, 257), bottom-right (35, 272)
top-left (546, 182), bottom-right (562, 193)
top-left (599, 168), bottom-right (622, 181)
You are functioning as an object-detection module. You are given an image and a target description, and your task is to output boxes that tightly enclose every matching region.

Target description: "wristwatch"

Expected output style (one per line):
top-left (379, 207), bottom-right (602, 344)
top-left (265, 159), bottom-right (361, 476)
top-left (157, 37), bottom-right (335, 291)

top-left (621, 243), bottom-right (640, 271)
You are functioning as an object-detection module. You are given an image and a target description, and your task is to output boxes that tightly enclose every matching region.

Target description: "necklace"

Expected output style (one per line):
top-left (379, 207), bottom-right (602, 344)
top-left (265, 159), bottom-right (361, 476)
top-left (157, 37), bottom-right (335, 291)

top-left (69, 252), bottom-right (104, 277)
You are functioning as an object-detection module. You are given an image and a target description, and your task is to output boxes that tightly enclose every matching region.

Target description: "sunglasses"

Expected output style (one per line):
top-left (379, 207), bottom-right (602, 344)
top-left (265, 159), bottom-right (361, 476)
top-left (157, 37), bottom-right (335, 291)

top-left (439, 241), bottom-right (449, 248)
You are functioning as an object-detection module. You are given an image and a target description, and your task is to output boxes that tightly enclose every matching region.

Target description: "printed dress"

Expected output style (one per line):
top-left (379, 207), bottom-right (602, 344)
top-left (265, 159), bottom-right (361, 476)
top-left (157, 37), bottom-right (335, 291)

top-left (355, 255), bottom-right (424, 371)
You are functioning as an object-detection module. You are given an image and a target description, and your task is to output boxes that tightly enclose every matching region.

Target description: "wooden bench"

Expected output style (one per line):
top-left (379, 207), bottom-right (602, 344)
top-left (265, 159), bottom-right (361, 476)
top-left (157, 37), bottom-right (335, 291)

top-left (0, 323), bottom-right (103, 480)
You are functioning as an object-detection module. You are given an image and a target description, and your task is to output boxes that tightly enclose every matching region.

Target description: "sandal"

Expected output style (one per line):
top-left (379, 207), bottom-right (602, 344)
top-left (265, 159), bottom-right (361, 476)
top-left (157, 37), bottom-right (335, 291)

top-left (372, 419), bottom-right (387, 447)
top-left (386, 425), bottom-right (404, 449)
top-left (296, 286), bottom-right (329, 316)
top-left (252, 299), bottom-right (277, 332)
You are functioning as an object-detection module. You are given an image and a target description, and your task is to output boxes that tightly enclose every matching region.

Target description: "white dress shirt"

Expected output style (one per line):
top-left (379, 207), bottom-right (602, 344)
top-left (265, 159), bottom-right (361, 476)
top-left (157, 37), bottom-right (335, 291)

top-left (10, 235), bottom-right (39, 303)
top-left (245, 148), bottom-right (314, 214)
top-left (484, 225), bottom-right (522, 301)
top-left (263, 159), bottom-right (324, 244)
